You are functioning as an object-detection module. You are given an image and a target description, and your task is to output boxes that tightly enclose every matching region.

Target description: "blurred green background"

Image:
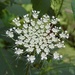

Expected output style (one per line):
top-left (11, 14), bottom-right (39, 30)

top-left (0, 0), bottom-right (75, 75)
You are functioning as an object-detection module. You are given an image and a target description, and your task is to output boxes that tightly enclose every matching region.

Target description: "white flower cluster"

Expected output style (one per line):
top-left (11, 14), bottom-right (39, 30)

top-left (6, 10), bottom-right (69, 63)
top-left (53, 52), bottom-right (62, 60)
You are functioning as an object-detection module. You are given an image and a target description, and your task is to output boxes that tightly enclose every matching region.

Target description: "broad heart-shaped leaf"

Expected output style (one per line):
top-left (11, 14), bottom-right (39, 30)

top-left (0, 49), bottom-right (27, 75)
top-left (6, 4), bottom-right (27, 17)
top-left (71, 0), bottom-right (75, 18)
top-left (31, 0), bottom-right (51, 16)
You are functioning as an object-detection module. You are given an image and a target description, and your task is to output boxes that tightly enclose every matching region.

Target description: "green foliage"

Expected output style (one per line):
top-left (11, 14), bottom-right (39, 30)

top-left (0, 49), bottom-right (27, 75)
top-left (49, 63), bottom-right (75, 75)
top-left (6, 4), bottom-right (27, 16)
top-left (64, 0), bottom-right (75, 47)
top-left (0, 39), bottom-right (5, 48)
top-left (31, 0), bottom-right (51, 16)
top-left (0, 0), bottom-right (75, 75)
top-left (0, 48), bottom-right (75, 75)
top-left (71, 0), bottom-right (75, 18)
top-left (0, 2), bottom-right (7, 18)
top-left (51, 0), bottom-right (64, 16)
top-left (0, 19), bottom-right (4, 28)
top-left (14, 0), bottom-right (31, 4)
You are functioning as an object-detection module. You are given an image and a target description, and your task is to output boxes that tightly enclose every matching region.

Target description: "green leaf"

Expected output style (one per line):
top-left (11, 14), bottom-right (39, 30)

top-left (0, 49), bottom-right (27, 75)
top-left (31, 0), bottom-right (51, 16)
top-left (71, 0), bottom-right (75, 18)
top-left (0, 0), bottom-right (5, 2)
top-left (0, 49), bottom-right (14, 75)
top-left (43, 61), bottom-right (75, 75)
top-left (0, 19), bottom-right (4, 28)
top-left (6, 4), bottom-right (27, 16)
top-left (14, 0), bottom-right (31, 4)
top-left (0, 39), bottom-right (5, 48)
top-left (22, 4), bottom-right (32, 12)
top-left (51, 0), bottom-right (63, 16)
top-left (0, 2), bottom-right (7, 18)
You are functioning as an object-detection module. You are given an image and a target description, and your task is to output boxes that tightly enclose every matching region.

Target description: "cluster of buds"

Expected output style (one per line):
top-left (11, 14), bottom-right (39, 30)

top-left (6, 10), bottom-right (69, 63)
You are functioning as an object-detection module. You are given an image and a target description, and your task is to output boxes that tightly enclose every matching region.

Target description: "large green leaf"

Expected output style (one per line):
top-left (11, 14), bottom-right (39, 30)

top-left (14, 0), bottom-right (31, 4)
top-left (0, 49), bottom-right (27, 75)
top-left (6, 4), bottom-right (27, 16)
top-left (31, 0), bottom-right (51, 16)
top-left (0, 49), bottom-right (14, 75)
top-left (71, 0), bottom-right (75, 18)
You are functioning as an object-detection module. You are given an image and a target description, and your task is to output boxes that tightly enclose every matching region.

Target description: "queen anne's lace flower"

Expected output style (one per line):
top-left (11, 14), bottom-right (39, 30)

top-left (60, 31), bottom-right (69, 39)
top-left (6, 30), bottom-right (14, 38)
top-left (6, 10), bottom-right (69, 63)
top-left (13, 17), bottom-right (21, 26)
top-left (53, 52), bottom-right (62, 60)
top-left (23, 14), bottom-right (30, 23)
top-left (27, 55), bottom-right (35, 63)
top-left (41, 52), bottom-right (47, 60)
top-left (51, 16), bottom-right (60, 24)
top-left (15, 48), bottom-right (23, 55)
top-left (32, 10), bottom-right (40, 19)
top-left (52, 26), bottom-right (59, 33)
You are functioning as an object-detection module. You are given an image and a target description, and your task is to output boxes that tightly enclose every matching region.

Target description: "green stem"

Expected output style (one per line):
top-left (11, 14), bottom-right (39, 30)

top-left (25, 63), bottom-right (31, 75)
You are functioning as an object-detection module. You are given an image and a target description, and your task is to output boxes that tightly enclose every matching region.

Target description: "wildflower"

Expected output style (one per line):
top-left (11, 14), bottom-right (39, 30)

top-left (49, 44), bottom-right (55, 49)
top-left (6, 10), bottom-right (69, 63)
top-left (32, 10), bottom-right (40, 19)
top-left (41, 52), bottom-right (47, 60)
top-left (53, 52), bottom-right (62, 60)
top-left (44, 47), bottom-right (50, 55)
top-left (14, 28), bottom-right (22, 34)
top-left (6, 30), bottom-right (14, 38)
top-left (18, 35), bottom-right (25, 40)
top-left (52, 26), bottom-right (59, 33)
top-left (13, 17), bottom-right (21, 26)
top-left (60, 32), bottom-right (69, 39)
top-left (51, 16), bottom-right (59, 24)
top-left (26, 47), bottom-right (34, 52)
top-left (27, 55), bottom-right (35, 63)
top-left (56, 42), bottom-right (65, 48)
top-left (15, 48), bottom-right (23, 55)
top-left (23, 14), bottom-right (30, 23)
